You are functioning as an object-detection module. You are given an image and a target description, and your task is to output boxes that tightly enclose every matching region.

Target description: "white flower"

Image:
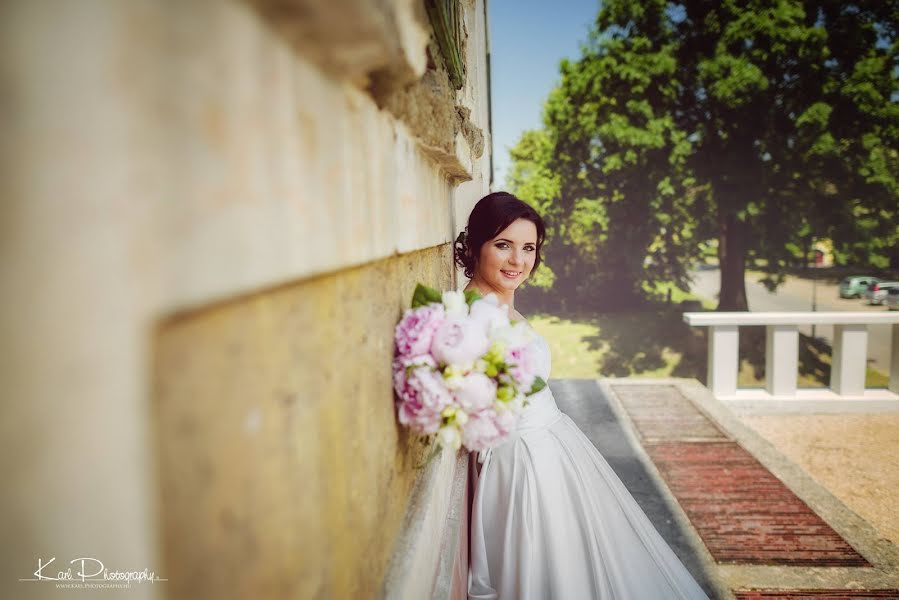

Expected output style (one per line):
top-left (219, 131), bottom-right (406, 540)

top-left (454, 372), bottom-right (497, 413)
top-left (442, 364), bottom-right (467, 390)
top-left (508, 392), bottom-right (526, 412)
top-left (442, 290), bottom-right (468, 318)
top-left (438, 425), bottom-right (462, 450)
top-left (469, 296), bottom-right (511, 337)
top-left (492, 321), bottom-right (534, 348)
top-left (431, 317), bottom-right (490, 367)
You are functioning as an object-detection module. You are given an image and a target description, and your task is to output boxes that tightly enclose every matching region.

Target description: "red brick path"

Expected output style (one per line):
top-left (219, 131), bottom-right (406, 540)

top-left (613, 384), bottom-right (869, 567)
top-left (646, 441), bottom-right (868, 566)
top-left (734, 591), bottom-right (899, 599)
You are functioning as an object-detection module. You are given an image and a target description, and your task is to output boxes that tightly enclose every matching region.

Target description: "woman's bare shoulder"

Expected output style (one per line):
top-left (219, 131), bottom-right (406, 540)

top-left (510, 309), bottom-right (530, 327)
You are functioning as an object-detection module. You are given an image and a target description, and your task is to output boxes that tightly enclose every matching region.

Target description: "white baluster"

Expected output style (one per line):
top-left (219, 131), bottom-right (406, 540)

top-left (830, 324), bottom-right (868, 396)
top-left (708, 325), bottom-right (739, 397)
top-left (766, 325), bottom-right (798, 397)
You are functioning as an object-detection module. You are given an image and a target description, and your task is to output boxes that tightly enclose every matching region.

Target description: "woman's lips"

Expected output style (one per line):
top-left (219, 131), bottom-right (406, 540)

top-left (501, 270), bottom-right (521, 279)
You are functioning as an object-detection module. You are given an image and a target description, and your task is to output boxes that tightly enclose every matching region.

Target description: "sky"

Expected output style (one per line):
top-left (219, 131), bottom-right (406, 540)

top-left (488, 0), bottom-right (601, 189)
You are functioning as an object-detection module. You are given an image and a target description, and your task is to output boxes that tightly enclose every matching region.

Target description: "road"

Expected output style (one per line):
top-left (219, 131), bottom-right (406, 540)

top-left (688, 267), bottom-right (894, 374)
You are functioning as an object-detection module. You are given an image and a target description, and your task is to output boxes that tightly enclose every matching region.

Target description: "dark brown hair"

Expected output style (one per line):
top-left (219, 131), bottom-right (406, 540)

top-left (453, 191), bottom-right (546, 279)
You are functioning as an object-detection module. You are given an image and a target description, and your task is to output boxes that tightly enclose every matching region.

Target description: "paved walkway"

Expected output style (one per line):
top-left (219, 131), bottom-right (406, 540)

top-left (551, 377), bottom-right (899, 600)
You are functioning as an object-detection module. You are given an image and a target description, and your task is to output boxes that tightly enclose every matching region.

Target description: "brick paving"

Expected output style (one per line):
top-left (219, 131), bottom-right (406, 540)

top-left (614, 384), bottom-right (728, 442)
top-left (613, 384), bottom-right (869, 567)
top-left (733, 591), bottom-right (899, 599)
top-left (646, 441), bottom-right (868, 566)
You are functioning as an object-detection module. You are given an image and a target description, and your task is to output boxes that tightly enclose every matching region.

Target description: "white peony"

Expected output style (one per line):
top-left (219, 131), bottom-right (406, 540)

top-left (442, 290), bottom-right (469, 318)
top-left (492, 320), bottom-right (534, 348)
top-left (438, 425), bottom-right (462, 450)
top-left (508, 392), bottom-right (526, 412)
top-left (469, 294), bottom-right (511, 337)
top-left (453, 372), bottom-right (497, 413)
top-left (442, 364), bottom-right (467, 390)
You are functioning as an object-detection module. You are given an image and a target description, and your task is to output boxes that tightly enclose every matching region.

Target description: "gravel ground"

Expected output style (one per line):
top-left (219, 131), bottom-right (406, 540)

top-left (741, 414), bottom-right (899, 546)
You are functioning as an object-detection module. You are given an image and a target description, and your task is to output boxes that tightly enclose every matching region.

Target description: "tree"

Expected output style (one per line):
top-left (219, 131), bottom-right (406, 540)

top-left (513, 0), bottom-right (712, 309)
top-left (510, 0), bottom-right (898, 310)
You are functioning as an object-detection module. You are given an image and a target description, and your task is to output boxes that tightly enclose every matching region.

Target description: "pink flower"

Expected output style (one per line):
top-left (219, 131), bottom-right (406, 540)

top-left (453, 372), bottom-right (496, 413)
top-left (430, 317), bottom-right (490, 367)
top-left (461, 412), bottom-right (502, 452)
top-left (505, 344), bottom-right (537, 392)
top-left (392, 354), bottom-right (435, 399)
top-left (461, 410), bottom-right (516, 452)
top-left (395, 304), bottom-right (446, 359)
top-left (494, 408), bottom-right (518, 433)
top-left (395, 365), bottom-right (452, 434)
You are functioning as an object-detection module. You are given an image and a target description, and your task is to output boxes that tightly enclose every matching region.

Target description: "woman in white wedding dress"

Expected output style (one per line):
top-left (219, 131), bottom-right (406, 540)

top-left (454, 192), bottom-right (709, 599)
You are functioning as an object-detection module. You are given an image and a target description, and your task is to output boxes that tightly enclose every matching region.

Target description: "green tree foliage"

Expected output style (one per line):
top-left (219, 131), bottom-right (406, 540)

top-left (510, 0), bottom-right (898, 310)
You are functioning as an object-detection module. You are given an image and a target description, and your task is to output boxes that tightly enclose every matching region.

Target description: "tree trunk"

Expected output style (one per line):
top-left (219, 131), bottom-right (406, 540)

top-left (717, 212), bottom-right (748, 311)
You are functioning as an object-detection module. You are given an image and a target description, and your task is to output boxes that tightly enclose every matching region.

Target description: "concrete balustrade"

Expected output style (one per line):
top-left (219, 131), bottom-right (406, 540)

top-left (684, 312), bottom-right (899, 400)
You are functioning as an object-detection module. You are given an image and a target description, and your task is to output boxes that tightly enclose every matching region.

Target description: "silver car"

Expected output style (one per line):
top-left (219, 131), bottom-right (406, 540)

top-left (886, 288), bottom-right (899, 311)
top-left (865, 281), bottom-right (899, 305)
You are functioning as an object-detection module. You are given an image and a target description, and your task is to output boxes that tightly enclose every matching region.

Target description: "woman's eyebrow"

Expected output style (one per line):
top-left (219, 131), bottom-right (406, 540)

top-left (495, 238), bottom-right (537, 244)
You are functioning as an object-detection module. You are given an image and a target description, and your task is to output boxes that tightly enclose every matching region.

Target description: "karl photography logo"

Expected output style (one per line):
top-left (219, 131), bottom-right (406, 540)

top-left (20, 556), bottom-right (167, 590)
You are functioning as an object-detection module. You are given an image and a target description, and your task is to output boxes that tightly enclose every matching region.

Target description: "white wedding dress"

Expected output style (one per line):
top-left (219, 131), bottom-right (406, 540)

top-left (468, 327), bottom-right (709, 599)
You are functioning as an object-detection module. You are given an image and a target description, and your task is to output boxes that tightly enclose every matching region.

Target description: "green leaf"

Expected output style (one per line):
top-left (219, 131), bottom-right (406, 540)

top-left (529, 376), bottom-right (547, 395)
top-left (464, 289), bottom-right (482, 306)
top-left (411, 283), bottom-right (442, 308)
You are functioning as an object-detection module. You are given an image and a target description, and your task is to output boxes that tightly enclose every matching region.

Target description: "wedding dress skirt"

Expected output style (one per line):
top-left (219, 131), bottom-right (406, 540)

top-left (469, 333), bottom-right (708, 599)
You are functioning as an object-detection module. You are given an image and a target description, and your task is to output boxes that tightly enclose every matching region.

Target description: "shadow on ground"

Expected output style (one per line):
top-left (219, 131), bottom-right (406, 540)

top-left (519, 288), bottom-right (835, 387)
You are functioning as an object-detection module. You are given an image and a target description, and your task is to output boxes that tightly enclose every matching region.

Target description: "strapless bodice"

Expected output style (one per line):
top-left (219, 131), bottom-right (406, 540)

top-left (477, 328), bottom-right (560, 464)
top-left (514, 333), bottom-right (561, 433)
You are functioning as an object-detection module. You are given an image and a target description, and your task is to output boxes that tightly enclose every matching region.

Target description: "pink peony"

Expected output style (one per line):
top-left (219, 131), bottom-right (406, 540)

top-left (395, 304), bottom-right (446, 359)
top-left (461, 410), bottom-right (516, 452)
top-left (461, 412), bottom-right (502, 452)
top-left (453, 372), bottom-right (496, 413)
top-left (494, 408), bottom-right (518, 433)
top-left (430, 316), bottom-right (490, 367)
top-left (392, 355), bottom-right (436, 399)
top-left (504, 344), bottom-right (537, 392)
top-left (395, 365), bottom-right (452, 434)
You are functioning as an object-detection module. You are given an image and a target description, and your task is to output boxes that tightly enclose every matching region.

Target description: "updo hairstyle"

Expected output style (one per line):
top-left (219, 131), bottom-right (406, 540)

top-left (453, 192), bottom-right (546, 280)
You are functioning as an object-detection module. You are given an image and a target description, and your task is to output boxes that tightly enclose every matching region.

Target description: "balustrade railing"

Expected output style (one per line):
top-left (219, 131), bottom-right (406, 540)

top-left (683, 312), bottom-right (899, 399)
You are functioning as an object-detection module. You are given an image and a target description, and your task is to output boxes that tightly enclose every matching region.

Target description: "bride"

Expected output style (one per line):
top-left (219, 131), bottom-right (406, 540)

top-left (455, 192), bottom-right (709, 599)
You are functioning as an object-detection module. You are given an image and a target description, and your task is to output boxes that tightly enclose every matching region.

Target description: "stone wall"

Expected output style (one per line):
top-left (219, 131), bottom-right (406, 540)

top-left (153, 247), bottom-right (454, 598)
top-left (0, 0), bottom-right (491, 598)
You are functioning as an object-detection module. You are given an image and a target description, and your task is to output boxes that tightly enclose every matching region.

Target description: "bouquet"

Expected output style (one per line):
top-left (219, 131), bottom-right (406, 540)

top-left (392, 283), bottom-right (546, 453)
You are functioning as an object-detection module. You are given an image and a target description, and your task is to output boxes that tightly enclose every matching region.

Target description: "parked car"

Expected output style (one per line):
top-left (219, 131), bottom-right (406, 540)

top-left (839, 275), bottom-right (880, 298)
top-left (865, 281), bottom-right (899, 305)
top-left (886, 288), bottom-right (899, 311)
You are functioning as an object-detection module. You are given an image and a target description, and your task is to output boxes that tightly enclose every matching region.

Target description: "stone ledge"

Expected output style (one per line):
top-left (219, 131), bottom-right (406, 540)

top-left (245, 0), bottom-right (430, 92)
top-left (380, 447), bottom-right (468, 600)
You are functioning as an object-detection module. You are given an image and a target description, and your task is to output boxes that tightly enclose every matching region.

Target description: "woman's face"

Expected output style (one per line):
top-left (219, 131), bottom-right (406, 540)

top-left (475, 218), bottom-right (538, 292)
